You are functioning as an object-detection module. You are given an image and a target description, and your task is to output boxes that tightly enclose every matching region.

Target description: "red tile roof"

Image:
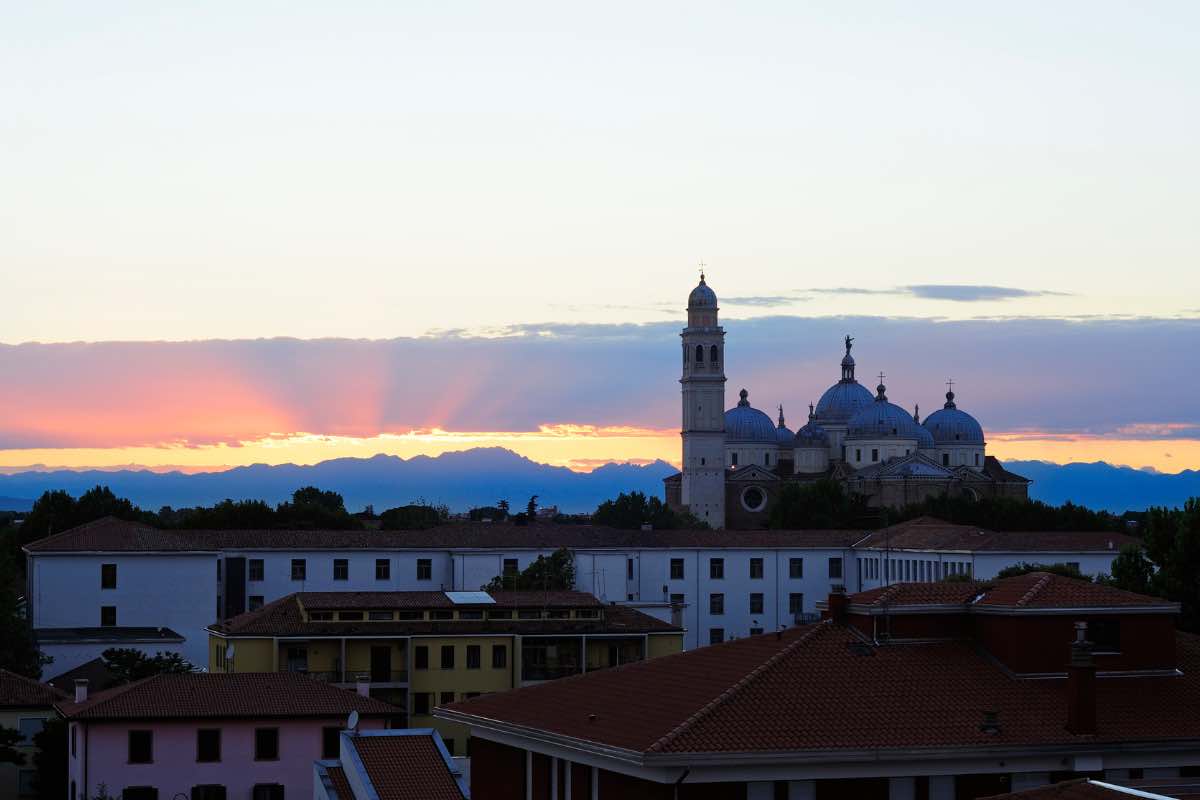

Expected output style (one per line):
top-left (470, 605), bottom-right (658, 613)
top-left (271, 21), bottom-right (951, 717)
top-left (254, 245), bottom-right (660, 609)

top-left (352, 732), bottom-right (465, 800)
top-left (56, 672), bottom-right (400, 721)
top-left (856, 517), bottom-right (1139, 553)
top-left (440, 624), bottom-right (1200, 756)
top-left (24, 516), bottom-right (862, 553)
top-left (211, 593), bottom-right (679, 636)
top-left (300, 591), bottom-right (602, 610)
top-left (848, 574), bottom-right (1175, 612)
top-left (0, 668), bottom-right (67, 708)
top-left (324, 765), bottom-right (353, 800)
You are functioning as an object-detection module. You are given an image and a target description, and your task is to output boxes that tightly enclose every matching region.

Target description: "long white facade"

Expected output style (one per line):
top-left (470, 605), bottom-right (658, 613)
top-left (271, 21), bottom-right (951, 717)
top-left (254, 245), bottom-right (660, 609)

top-left (27, 528), bottom-right (1132, 674)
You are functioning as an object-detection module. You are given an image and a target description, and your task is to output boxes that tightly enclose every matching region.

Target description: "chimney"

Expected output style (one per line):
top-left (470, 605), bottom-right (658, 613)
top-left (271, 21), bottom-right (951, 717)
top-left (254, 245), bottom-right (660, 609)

top-left (74, 679), bottom-right (88, 703)
top-left (1066, 622), bottom-right (1097, 735)
top-left (827, 586), bottom-right (848, 625)
top-left (355, 674), bottom-right (370, 698)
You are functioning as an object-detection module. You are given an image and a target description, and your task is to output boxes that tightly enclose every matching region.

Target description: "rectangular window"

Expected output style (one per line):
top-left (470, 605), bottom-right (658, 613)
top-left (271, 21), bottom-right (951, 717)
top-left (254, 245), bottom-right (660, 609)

top-left (333, 559), bottom-right (348, 581)
top-left (128, 730), bottom-right (153, 764)
top-left (670, 558), bottom-right (684, 580)
top-left (486, 609), bottom-right (512, 620)
top-left (397, 610), bottom-right (423, 620)
top-left (627, 558), bottom-right (634, 580)
top-left (322, 726), bottom-right (340, 759)
top-left (709, 558), bottom-right (724, 579)
top-left (440, 645), bottom-right (455, 669)
top-left (430, 610), bottom-right (453, 620)
top-left (308, 611), bottom-right (332, 621)
top-left (101, 606), bottom-right (117, 627)
top-left (492, 644), bottom-right (507, 668)
top-left (502, 558), bottom-right (519, 575)
top-left (196, 729), bottom-right (220, 763)
top-left (789, 558), bottom-right (803, 579)
top-left (709, 593), bottom-right (724, 615)
top-left (828, 558), bottom-right (843, 579)
top-left (375, 559), bottom-right (390, 580)
top-left (417, 559), bottom-right (432, 580)
top-left (856, 449), bottom-right (862, 462)
top-left (871, 448), bottom-right (879, 461)
top-left (709, 628), bottom-right (724, 645)
top-left (338, 611), bottom-right (363, 621)
top-left (749, 593), bottom-right (764, 614)
top-left (123, 788), bottom-right (157, 800)
top-left (368, 611), bottom-right (392, 621)
top-left (789, 593), bottom-right (804, 615)
top-left (749, 558), bottom-right (764, 579)
top-left (290, 559), bottom-right (306, 581)
top-left (1090, 619), bottom-right (1121, 652)
top-left (670, 593), bottom-right (685, 605)
top-left (248, 596), bottom-right (264, 611)
top-left (191, 788), bottom-right (226, 800)
top-left (749, 627), bottom-right (764, 636)
top-left (248, 559), bottom-right (264, 581)
top-left (466, 645), bottom-right (481, 669)
top-left (440, 691), bottom-right (455, 706)
top-left (414, 646), bottom-right (429, 670)
top-left (101, 563), bottom-right (117, 589)
top-left (413, 692), bottom-right (431, 715)
top-left (517, 609), bottom-right (541, 620)
top-left (251, 785), bottom-right (283, 800)
top-left (254, 728), bottom-right (279, 761)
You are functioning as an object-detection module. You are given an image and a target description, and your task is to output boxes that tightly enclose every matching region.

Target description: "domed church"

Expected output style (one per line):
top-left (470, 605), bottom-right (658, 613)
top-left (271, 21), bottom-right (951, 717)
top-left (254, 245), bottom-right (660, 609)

top-left (664, 274), bottom-right (1030, 529)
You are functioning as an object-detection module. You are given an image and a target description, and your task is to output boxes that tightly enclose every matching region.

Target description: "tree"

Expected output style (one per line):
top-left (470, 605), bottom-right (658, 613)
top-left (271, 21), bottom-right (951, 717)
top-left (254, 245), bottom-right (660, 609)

top-left (1135, 499), bottom-right (1200, 632)
top-left (485, 547), bottom-right (575, 592)
top-left (101, 648), bottom-right (194, 685)
top-left (172, 499), bottom-right (277, 530)
top-left (468, 505), bottom-right (508, 522)
top-left (290, 487), bottom-right (347, 514)
top-left (274, 487), bottom-right (361, 530)
top-left (380, 502), bottom-right (448, 530)
top-left (892, 494), bottom-right (1124, 533)
top-left (1100, 543), bottom-right (1155, 595)
top-left (32, 718), bottom-right (67, 800)
top-left (0, 548), bottom-right (47, 677)
top-left (995, 562), bottom-right (1088, 581)
top-left (526, 495), bottom-right (539, 518)
top-left (768, 480), bottom-right (875, 529)
top-left (0, 726), bottom-right (24, 766)
top-left (497, 499), bottom-right (510, 515)
top-left (592, 492), bottom-right (705, 530)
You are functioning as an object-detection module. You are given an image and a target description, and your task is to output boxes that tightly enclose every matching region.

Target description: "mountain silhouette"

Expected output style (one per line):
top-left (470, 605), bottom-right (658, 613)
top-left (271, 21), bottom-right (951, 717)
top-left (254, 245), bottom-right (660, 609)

top-left (0, 451), bottom-right (1196, 514)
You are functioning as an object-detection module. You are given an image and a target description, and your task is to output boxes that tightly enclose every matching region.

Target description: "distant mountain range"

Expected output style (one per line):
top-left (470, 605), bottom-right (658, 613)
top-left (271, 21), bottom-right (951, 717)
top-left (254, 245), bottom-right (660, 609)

top-left (0, 450), bottom-right (1195, 515)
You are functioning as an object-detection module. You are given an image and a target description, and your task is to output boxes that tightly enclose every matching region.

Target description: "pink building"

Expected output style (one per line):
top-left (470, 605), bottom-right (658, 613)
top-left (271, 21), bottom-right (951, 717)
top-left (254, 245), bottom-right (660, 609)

top-left (57, 672), bottom-right (400, 800)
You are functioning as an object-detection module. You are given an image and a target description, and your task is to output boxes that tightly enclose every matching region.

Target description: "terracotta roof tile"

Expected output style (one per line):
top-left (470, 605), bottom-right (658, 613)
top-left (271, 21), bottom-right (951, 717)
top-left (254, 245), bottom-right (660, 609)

top-left (56, 672), bottom-right (400, 721)
top-left (856, 517), bottom-right (1139, 553)
top-left (300, 591), bottom-right (602, 610)
top-left (441, 626), bottom-right (1200, 755)
top-left (352, 732), bottom-right (465, 800)
top-left (324, 765), bottom-right (353, 800)
top-left (0, 668), bottom-right (67, 708)
top-left (847, 574), bottom-right (1174, 612)
top-left (25, 516), bottom-right (862, 553)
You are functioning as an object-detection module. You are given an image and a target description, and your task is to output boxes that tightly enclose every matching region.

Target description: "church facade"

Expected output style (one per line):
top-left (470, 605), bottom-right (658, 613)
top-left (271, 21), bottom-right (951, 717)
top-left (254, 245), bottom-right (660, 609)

top-left (665, 274), bottom-right (1030, 529)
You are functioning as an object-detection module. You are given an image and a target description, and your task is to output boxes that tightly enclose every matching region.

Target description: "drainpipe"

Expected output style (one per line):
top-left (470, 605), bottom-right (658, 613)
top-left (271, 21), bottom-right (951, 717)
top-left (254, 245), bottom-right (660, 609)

top-left (673, 768), bottom-right (690, 799)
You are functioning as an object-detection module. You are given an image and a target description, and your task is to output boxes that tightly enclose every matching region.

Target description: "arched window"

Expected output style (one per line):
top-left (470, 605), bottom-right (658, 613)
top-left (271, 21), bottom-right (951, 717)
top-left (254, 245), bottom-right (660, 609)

top-left (710, 345), bottom-right (719, 364)
top-left (695, 345), bottom-right (704, 363)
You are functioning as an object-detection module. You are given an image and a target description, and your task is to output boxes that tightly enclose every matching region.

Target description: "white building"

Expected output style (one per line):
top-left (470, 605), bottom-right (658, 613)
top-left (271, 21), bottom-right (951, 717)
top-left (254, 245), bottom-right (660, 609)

top-left (25, 516), bottom-right (1139, 675)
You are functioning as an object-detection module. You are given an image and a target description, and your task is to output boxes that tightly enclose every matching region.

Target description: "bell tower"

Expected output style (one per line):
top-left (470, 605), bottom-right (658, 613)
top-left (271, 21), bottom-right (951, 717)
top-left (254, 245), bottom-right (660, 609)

top-left (680, 270), bottom-right (726, 529)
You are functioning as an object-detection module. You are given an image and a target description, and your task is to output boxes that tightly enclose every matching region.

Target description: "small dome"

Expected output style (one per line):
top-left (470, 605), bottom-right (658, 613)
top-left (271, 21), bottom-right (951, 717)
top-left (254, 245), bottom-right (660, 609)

top-left (688, 274), bottom-right (717, 308)
top-left (775, 405), bottom-right (795, 444)
top-left (725, 389), bottom-right (777, 443)
top-left (845, 383), bottom-right (928, 442)
top-left (794, 403), bottom-right (831, 448)
top-left (815, 381), bottom-right (874, 424)
top-left (923, 390), bottom-right (985, 445)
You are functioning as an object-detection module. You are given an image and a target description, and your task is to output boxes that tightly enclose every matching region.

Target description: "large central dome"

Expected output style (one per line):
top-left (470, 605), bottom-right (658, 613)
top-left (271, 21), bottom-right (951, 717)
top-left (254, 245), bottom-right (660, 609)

top-left (724, 389), bottom-right (777, 442)
top-left (815, 336), bottom-right (873, 424)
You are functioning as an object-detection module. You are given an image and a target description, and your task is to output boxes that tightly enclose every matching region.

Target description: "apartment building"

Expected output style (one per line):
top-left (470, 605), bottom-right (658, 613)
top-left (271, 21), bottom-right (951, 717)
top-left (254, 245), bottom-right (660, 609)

top-left (0, 670), bottom-right (66, 800)
top-left (24, 516), bottom-right (1139, 673)
top-left (206, 590), bottom-right (683, 755)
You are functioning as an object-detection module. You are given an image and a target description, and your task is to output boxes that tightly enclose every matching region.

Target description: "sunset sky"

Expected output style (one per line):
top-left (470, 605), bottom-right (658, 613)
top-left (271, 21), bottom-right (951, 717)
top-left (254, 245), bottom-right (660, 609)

top-left (2, 3), bottom-right (1198, 475)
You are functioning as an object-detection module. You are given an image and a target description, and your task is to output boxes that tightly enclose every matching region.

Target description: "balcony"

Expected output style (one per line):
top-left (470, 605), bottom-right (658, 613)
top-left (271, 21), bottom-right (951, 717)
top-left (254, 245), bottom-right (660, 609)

top-left (521, 664), bottom-right (582, 682)
top-left (287, 669), bottom-right (408, 685)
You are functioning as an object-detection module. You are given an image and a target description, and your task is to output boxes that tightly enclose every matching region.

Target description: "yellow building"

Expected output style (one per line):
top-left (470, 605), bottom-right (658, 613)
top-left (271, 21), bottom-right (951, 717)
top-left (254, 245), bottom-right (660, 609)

top-left (0, 670), bottom-right (65, 800)
top-left (207, 590), bottom-right (683, 755)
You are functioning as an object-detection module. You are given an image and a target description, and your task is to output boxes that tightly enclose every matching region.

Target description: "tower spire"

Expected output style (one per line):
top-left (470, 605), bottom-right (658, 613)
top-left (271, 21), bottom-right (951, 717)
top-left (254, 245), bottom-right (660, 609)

top-left (777, 404), bottom-right (786, 428)
top-left (945, 378), bottom-right (957, 409)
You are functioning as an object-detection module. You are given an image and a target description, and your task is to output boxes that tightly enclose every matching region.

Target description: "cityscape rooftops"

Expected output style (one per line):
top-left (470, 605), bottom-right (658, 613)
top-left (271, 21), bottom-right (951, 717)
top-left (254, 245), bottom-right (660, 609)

top-left (0, 668), bottom-right (67, 708)
top-left (854, 516), bottom-right (1140, 553)
top-left (438, 620), bottom-right (1200, 758)
top-left (55, 671), bottom-right (398, 721)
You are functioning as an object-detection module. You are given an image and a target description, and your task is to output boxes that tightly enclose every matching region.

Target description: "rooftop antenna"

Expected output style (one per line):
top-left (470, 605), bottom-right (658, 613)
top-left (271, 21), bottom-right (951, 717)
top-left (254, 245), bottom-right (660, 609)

top-left (697, 260), bottom-right (707, 281)
top-left (346, 710), bottom-right (359, 732)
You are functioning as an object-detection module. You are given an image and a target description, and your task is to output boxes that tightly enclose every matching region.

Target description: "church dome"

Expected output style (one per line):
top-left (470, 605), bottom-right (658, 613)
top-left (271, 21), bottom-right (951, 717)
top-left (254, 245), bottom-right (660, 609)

top-left (846, 383), bottom-right (927, 442)
top-left (725, 389), bottom-right (777, 442)
top-left (794, 404), bottom-right (830, 448)
top-left (814, 336), bottom-right (873, 424)
top-left (922, 390), bottom-right (985, 445)
top-left (688, 274), bottom-right (717, 309)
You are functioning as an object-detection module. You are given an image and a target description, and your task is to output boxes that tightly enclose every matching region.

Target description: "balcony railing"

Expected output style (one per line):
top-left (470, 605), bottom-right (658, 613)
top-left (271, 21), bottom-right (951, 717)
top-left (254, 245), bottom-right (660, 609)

top-left (521, 665), bottom-right (582, 682)
top-left (289, 669), bottom-right (408, 684)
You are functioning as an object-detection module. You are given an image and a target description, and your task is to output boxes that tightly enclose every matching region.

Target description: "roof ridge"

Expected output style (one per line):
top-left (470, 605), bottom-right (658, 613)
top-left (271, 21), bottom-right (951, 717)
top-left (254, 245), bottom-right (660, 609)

top-left (1014, 573), bottom-right (1054, 607)
top-left (646, 622), bottom-right (831, 753)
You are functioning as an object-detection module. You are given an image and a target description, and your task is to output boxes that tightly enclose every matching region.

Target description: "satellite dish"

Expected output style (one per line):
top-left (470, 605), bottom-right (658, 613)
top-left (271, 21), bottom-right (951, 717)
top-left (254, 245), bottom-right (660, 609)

top-left (225, 644), bottom-right (235, 660)
top-left (347, 710), bottom-right (359, 731)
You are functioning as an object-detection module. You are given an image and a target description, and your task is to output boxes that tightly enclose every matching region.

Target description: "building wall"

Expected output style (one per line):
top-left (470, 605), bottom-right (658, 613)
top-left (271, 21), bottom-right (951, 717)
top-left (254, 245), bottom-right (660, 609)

top-left (843, 438), bottom-right (918, 468)
top-left (68, 717), bottom-right (385, 800)
top-left (976, 613), bottom-right (1177, 674)
top-left (409, 635), bottom-right (517, 754)
top-left (30, 553), bottom-right (216, 667)
top-left (856, 549), bottom-right (1124, 593)
top-left (0, 708), bottom-right (54, 800)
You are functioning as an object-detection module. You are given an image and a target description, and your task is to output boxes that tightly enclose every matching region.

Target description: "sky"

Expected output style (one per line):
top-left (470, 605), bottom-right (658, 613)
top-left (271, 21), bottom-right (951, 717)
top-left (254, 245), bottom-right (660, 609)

top-left (2, 3), bottom-right (1198, 474)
